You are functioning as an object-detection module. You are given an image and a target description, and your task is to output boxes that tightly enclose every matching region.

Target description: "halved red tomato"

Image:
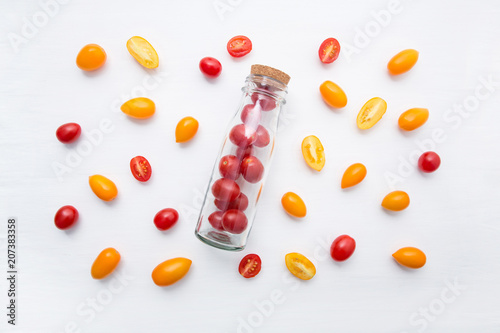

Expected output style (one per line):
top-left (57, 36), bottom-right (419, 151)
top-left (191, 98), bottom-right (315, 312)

top-left (318, 38), bottom-right (340, 64)
top-left (130, 156), bottom-right (152, 182)
top-left (227, 36), bottom-right (252, 58)
top-left (239, 254), bottom-right (261, 278)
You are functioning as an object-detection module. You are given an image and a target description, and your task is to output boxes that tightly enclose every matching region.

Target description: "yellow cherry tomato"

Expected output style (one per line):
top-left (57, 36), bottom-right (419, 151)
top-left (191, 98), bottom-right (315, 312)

top-left (152, 258), bottom-right (192, 287)
top-left (91, 248), bottom-right (121, 279)
top-left (319, 81), bottom-right (347, 108)
top-left (392, 247), bottom-right (426, 269)
top-left (285, 253), bottom-right (316, 280)
top-left (281, 192), bottom-right (307, 218)
top-left (175, 116), bottom-right (199, 143)
top-left (301, 135), bottom-right (325, 171)
top-left (126, 36), bottom-right (159, 69)
top-left (341, 163), bottom-right (367, 189)
top-left (89, 175), bottom-right (118, 201)
top-left (120, 97), bottom-right (155, 119)
top-left (398, 108), bottom-right (429, 131)
top-left (356, 97), bottom-right (387, 130)
top-left (387, 49), bottom-right (419, 75)
top-left (76, 44), bottom-right (107, 71)
top-left (381, 190), bottom-right (410, 211)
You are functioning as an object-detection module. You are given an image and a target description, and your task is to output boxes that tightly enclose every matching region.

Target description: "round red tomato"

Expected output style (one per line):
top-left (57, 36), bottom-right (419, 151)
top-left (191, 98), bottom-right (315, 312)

top-left (418, 151), bottom-right (441, 173)
top-left (251, 93), bottom-right (276, 111)
top-left (222, 209), bottom-right (248, 234)
top-left (330, 235), bottom-right (356, 261)
top-left (212, 178), bottom-right (240, 202)
top-left (130, 156), bottom-right (152, 182)
top-left (239, 254), bottom-right (261, 278)
top-left (254, 125), bottom-right (270, 148)
top-left (54, 205), bottom-right (79, 230)
top-left (154, 208), bottom-right (179, 231)
top-left (229, 124), bottom-right (256, 148)
top-left (214, 193), bottom-right (249, 211)
top-left (199, 57), bottom-right (222, 78)
top-left (241, 156), bottom-right (264, 183)
top-left (236, 146), bottom-right (254, 160)
top-left (241, 104), bottom-right (261, 127)
top-left (56, 123), bottom-right (81, 144)
top-left (227, 35), bottom-right (252, 58)
top-left (219, 155), bottom-right (241, 179)
top-left (208, 211), bottom-right (225, 231)
top-left (318, 38), bottom-right (340, 64)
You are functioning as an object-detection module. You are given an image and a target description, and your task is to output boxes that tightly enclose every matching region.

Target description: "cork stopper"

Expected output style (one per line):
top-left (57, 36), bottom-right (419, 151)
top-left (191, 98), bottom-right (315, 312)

top-left (251, 65), bottom-right (290, 85)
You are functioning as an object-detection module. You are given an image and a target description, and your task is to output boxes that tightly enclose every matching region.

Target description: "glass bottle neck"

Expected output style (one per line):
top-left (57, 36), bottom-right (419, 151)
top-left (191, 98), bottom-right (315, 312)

top-left (242, 74), bottom-right (288, 106)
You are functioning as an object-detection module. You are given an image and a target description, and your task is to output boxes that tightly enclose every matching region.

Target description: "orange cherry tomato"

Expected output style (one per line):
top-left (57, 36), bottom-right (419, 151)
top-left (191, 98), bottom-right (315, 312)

top-left (285, 253), bottom-right (316, 280)
top-left (381, 190), bottom-right (410, 211)
top-left (126, 36), bottom-right (159, 69)
top-left (91, 248), bottom-right (121, 279)
top-left (89, 175), bottom-right (118, 201)
top-left (319, 81), bottom-right (347, 108)
top-left (120, 97), bottom-right (155, 119)
top-left (76, 44), bottom-right (106, 71)
top-left (398, 108), bottom-right (429, 131)
top-left (387, 49), bottom-right (419, 75)
top-left (341, 163), bottom-right (367, 188)
top-left (357, 97), bottom-right (387, 130)
top-left (175, 116), bottom-right (199, 143)
top-left (301, 135), bottom-right (325, 171)
top-left (281, 192), bottom-right (307, 218)
top-left (392, 247), bottom-right (426, 269)
top-left (152, 257), bottom-right (192, 287)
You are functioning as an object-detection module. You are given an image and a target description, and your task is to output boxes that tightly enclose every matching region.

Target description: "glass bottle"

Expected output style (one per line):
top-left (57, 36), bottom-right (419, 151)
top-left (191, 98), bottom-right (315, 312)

top-left (195, 65), bottom-right (290, 251)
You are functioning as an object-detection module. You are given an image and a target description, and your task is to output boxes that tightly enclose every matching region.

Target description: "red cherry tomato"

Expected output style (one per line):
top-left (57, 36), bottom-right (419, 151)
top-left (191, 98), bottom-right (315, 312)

top-left (222, 209), bottom-right (248, 234)
top-left (241, 156), bottom-right (264, 183)
top-left (236, 146), bottom-right (254, 160)
top-left (251, 93), bottom-right (276, 111)
top-left (418, 151), bottom-right (441, 173)
top-left (219, 155), bottom-right (241, 179)
top-left (56, 123), bottom-right (81, 144)
top-left (239, 254), bottom-right (261, 278)
top-left (330, 235), bottom-right (356, 261)
top-left (241, 104), bottom-right (261, 127)
top-left (318, 38), bottom-right (340, 64)
top-left (229, 124), bottom-right (256, 148)
top-left (130, 156), bottom-right (152, 182)
top-left (154, 208), bottom-right (179, 231)
top-left (227, 35), bottom-right (252, 58)
top-left (54, 205), bottom-right (79, 230)
top-left (254, 125), bottom-right (270, 148)
top-left (199, 57), bottom-right (222, 78)
top-left (208, 211), bottom-right (225, 231)
top-left (214, 193), bottom-right (249, 211)
top-left (212, 178), bottom-right (240, 202)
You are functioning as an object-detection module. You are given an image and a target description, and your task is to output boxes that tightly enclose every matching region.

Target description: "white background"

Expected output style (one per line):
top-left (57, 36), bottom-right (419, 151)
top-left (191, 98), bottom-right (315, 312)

top-left (1, 0), bottom-right (500, 332)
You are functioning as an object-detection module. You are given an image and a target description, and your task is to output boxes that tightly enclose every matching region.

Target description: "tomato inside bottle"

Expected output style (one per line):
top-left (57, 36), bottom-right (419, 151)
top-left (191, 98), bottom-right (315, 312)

top-left (195, 65), bottom-right (290, 251)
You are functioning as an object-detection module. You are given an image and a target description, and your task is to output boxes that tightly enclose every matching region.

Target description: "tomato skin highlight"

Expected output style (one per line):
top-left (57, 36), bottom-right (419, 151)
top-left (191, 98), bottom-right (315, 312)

top-left (285, 253), bottom-right (316, 280)
top-left (54, 205), bottom-right (79, 230)
top-left (221, 209), bottom-right (248, 234)
top-left (214, 193), bottom-right (249, 211)
top-left (319, 81), bottom-right (347, 108)
top-left (418, 151), bottom-right (441, 173)
top-left (241, 104), bottom-right (261, 126)
top-left (382, 191), bottom-right (410, 211)
top-left (56, 123), bottom-right (81, 144)
top-left (229, 124), bottom-right (256, 148)
top-left (152, 258), bottom-right (192, 286)
top-left (126, 36), bottom-right (159, 69)
top-left (357, 97), bottom-right (387, 130)
top-left (281, 192), bottom-right (307, 218)
top-left (392, 247), bottom-right (426, 269)
top-left (199, 57), bottom-right (222, 78)
top-left (318, 38), bottom-right (340, 64)
top-left (341, 163), bottom-right (367, 188)
top-left (175, 116), bottom-right (199, 143)
top-left (121, 97), bottom-right (155, 119)
top-left (130, 156), bottom-right (152, 182)
top-left (227, 35), bottom-right (252, 58)
top-left (301, 135), bottom-right (325, 171)
top-left (254, 126), bottom-right (270, 148)
top-left (89, 175), bottom-right (118, 201)
top-left (239, 254), bottom-right (261, 278)
top-left (398, 108), bottom-right (429, 131)
top-left (91, 248), bottom-right (121, 279)
top-left (330, 235), bottom-right (356, 261)
top-left (154, 208), bottom-right (179, 231)
top-left (388, 49), bottom-right (419, 75)
top-left (240, 156), bottom-right (264, 183)
top-left (76, 44), bottom-right (106, 71)
top-left (212, 178), bottom-right (240, 202)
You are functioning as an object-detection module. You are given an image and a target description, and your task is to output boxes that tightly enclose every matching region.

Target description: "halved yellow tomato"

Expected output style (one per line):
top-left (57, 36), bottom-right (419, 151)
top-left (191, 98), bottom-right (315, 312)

top-left (381, 190), bottom-right (410, 211)
top-left (388, 49), bottom-right (419, 75)
top-left (398, 108), bottom-right (429, 131)
top-left (285, 253), bottom-right (316, 280)
top-left (319, 81), bottom-right (347, 108)
top-left (175, 116), bottom-right (199, 143)
top-left (126, 36), bottom-right (159, 69)
top-left (91, 248), bottom-right (121, 279)
top-left (89, 175), bottom-right (118, 201)
top-left (152, 258), bottom-right (192, 286)
top-left (121, 97), bottom-right (155, 119)
top-left (281, 192), bottom-right (307, 218)
top-left (356, 97), bottom-right (387, 130)
top-left (301, 135), bottom-right (325, 171)
top-left (341, 163), bottom-right (367, 188)
top-left (392, 247), bottom-right (426, 269)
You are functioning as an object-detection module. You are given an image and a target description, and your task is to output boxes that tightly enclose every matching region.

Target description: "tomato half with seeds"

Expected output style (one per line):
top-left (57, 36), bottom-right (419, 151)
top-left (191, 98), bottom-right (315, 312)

top-left (341, 163), bottom-right (367, 188)
top-left (76, 44), bottom-right (106, 71)
top-left (318, 38), bottom-right (340, 64)
top-left (175, 116), bottom-right (199, 143)
top-left (392, 247), bottom-right (426, 269)
top-left (91, 247), bottom-right (120, 279)
top-left (239, 254), bottom-right (261, 278)
top-left (121, 97), bottom-right (155, 119)
top-left (388, 49), bottom-right (419, 75)
top-left (285, 252), bottom-right (316, 280)
top-left (130, 156), bottom-right (152, 182)
top-left (302, 135), bottom-right (325, 171)
top-left (56, 123), bottom-right (81, 144)
top-left (227, 35), bottom-right (252, 58)
top-left (126, 36), bottom-right (159, 69)
top-left (357, 97), bottom-right (387, 130)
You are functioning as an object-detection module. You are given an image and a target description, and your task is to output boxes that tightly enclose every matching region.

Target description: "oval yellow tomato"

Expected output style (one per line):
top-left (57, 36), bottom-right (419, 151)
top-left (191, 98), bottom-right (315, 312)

top-left (120, 97), bottom-right (155, 119)
top-left (301, 135), bottom-right (325, 171)
top-left (319, 81), bottom-right (347, 108)
top-left (175, 116), bottom-right (199, 143)
top-left (91, 248), bottom-right (121, 279)
top-left (381, 190), bottom-right (410, 211)
top-left (341, 163), bottom-right (367, 188)
top-left (281, 192), bottom-right (307, 218)
top-left (126, 36), bottom-right (159, 69)
top-left (357, 97), bottom-right (387, 130)
top-left (152, 258), bottom-right (192, 287)
top-left (387, 49), bottom-right (419, 75)
top-left (392, 247), bottom-right (426, 269)
top-left (285, 253), bottom-right (316, 280)
top-left (398, 108), bottom-right (429, 131)
top-left (89, 175), bottom-right (118, 201)
top-left (76, 44), bottom-right (107, 71)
